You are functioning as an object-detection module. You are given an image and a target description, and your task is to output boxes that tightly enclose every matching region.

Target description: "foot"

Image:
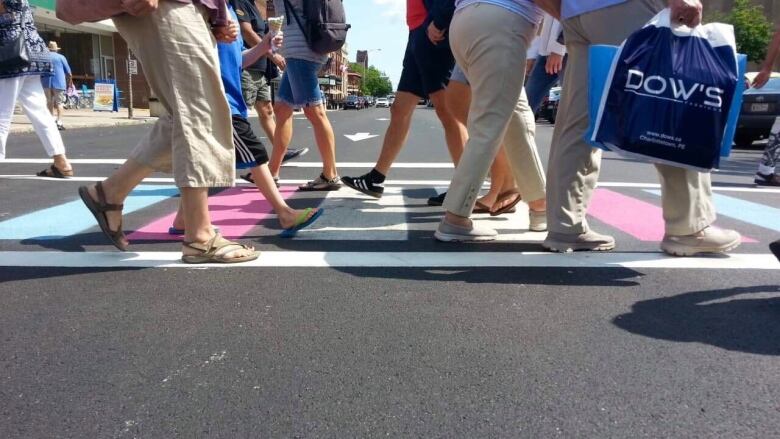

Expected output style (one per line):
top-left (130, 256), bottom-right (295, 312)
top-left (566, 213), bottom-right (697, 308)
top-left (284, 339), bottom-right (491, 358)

top-left (434, 218), bottom-right (497, 242)
top-left (529, 210), bottom-right (547, 232)
top-left (87, 184), bottom-right (122, 237)
top-left (770, 239), bottom-right (780, 262)
top-left (278, 207), bottom-right (318, 229)
top-left (299, 173), bottom-right (341, 191)
top-left (181, 233), bottom-right (257, 263)
top-left (427, 192), bottom-right (446, 206)
top-left (341, 172), bottom-right (384, 198)
top-left (56, 121), bottom-right (65, 131)
top-left (282, 147), bottom-right (309, 163)
top-left (543, 230), bottom-right (616, 252)
top-left (660, 226), bottom-right (741, 257)
top-left (755, 172), bottom-right (780, 186)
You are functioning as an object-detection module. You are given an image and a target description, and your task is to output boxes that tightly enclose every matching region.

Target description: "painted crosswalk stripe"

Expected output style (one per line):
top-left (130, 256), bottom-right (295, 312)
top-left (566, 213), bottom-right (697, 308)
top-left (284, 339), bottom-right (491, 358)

top-left (0, 251), bottom-right (775, 270)
top-left (645, 190), bottom-right (780, 232)
top-left (0, 185), bottom-right (178, 240)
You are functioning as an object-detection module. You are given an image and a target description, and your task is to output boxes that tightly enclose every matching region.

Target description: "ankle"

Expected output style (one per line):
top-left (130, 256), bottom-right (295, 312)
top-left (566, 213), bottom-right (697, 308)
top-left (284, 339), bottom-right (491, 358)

top-left (444, 212), bottom-right (471, 227)
top-left (528, 199), bottom-right (546, 212)
top-left (369, 168), bottom-right (386, 183)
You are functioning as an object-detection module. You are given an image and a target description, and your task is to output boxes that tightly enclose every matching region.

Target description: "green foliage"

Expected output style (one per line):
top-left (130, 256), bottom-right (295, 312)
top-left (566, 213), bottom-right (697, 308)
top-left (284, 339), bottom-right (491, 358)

top-left (708, 0), bottom-right (773, 62)
top-left (349, 63), bottom-right (393, 97)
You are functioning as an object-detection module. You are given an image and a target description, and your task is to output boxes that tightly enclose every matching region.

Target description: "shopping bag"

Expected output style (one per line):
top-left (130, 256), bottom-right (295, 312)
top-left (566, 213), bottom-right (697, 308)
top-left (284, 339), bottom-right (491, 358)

top-left (587, 9), bottom-right (744, 171)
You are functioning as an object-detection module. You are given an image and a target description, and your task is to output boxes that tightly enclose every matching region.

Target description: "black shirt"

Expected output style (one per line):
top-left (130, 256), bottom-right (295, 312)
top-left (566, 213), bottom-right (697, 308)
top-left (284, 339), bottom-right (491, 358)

top-left (231, 0), bottom-right (268, 72)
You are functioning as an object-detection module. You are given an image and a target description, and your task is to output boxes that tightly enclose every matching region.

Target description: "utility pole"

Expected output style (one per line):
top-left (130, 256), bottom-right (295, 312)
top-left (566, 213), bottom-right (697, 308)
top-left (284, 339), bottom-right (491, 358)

top-left (127, 47), bottom-right (135, 119)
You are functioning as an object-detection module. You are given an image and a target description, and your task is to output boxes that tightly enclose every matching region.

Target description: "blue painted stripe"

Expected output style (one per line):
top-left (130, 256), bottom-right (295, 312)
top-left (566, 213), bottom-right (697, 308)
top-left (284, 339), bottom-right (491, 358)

top-left (0, 185), bottom-right (178, 240)
top-left (645, 190), bottom-right (780, 232)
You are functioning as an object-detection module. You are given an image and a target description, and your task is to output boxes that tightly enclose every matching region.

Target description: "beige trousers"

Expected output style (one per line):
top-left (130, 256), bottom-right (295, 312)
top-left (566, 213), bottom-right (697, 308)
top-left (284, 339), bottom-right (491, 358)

top-left (113, 1), bottom-right (235, 188)
top-left (548, 0), bottom-right (715, 236)
top-left (443, 3), bottom-right (546, 217)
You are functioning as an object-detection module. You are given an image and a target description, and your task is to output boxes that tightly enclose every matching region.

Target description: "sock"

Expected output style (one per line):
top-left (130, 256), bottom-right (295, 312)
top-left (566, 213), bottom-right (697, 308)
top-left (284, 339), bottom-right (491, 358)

top-left (369, 168), bottom-right (386, 184)
top-left (758, 164), bottom-right (775, 176)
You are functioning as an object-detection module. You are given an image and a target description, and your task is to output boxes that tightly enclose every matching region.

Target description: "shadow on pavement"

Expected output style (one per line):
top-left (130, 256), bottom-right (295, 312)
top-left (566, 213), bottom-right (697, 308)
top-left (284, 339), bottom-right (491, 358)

top-left (613, 285), bottom-right (780, 356)
top-left (0, 266), bottom-right (142, 284)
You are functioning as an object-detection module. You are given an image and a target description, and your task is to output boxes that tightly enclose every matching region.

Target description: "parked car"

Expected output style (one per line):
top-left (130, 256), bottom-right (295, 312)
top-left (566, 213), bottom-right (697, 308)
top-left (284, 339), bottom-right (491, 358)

top-left (735, 74), bottom-right (780, 148)
top-left (344, 95), bottom-right (361, 110)
top-left (540, 86), bottom-right (561, 124)
top-left (376, 97), bottom-right (390, 108)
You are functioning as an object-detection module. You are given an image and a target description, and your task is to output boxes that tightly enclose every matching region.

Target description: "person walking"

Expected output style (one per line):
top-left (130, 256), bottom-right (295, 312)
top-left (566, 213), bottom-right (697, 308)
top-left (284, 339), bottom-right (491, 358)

top-left (233, 0), bottom-right (307, 186)
top-left (268, 0), bottom-right (339, 191)
top-left (58, 0), bottom-right (258, 264)
top-left (0, 0), bottom-right (73, 178)
top-left (751, 26), bottom-right (780, 187)
top-left (341, 0), bottom-right (464, 202)
top-left (40, 41), bottom-right (72, 130)
top-left (542, 0), bottom-right (741, 256)
top-left (525, 12), bottom-right (566, 114)
top-left (433, 0), bottom-right (547, 242)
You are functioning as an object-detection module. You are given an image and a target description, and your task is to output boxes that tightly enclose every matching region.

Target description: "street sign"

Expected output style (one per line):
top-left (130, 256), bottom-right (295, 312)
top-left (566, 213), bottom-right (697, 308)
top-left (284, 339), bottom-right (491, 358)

top-left (128, 59), bottom-right (138, 75)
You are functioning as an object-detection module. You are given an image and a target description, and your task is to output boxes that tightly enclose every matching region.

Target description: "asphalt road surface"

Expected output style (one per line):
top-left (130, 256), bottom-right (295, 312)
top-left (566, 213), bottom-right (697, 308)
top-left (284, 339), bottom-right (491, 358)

top-left (1, 107), bottom-right (778, 438)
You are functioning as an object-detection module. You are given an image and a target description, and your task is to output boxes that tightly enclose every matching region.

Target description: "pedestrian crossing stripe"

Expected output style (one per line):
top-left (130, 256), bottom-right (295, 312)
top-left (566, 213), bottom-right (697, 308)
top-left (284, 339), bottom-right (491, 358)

top-left (0, 251), bottom-right (775, 270)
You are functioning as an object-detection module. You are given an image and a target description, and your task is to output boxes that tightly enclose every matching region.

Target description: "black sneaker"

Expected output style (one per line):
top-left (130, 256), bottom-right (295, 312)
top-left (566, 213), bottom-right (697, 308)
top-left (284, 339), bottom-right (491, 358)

top-left (283, 147), bottom-right (309, 163)
top-left (770, 239), bottom-right (780, 262)
top-left (341, 173), bottom-right (384, 198)
top-left (56, 122), bottom-right (65, 131)
top-left (427, 192), bottom-right (447, 206)
top-left (755, 172), bottom-right (780, 186)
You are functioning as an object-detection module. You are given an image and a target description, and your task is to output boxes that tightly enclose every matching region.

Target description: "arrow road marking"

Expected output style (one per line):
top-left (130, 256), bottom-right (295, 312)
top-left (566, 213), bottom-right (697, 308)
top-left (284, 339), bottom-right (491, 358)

top-left (344, 132), bottom-right (379, 142)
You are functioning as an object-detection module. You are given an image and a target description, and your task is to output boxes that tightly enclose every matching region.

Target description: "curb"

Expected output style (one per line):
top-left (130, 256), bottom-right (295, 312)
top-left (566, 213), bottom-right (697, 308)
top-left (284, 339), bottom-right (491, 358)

top-left (10, 118), bottom-right (154, 134)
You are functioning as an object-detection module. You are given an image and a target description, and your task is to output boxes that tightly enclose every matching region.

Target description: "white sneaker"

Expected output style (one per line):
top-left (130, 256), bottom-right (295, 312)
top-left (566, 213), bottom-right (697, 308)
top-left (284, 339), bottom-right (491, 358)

top-left (434, 219), bottom-right (497, 242)
top-left (660, 226), bottom-right (741, 257)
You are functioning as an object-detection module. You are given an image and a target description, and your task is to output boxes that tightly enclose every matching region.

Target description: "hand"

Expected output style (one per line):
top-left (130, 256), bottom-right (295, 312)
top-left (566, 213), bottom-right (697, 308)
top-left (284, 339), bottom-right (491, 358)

top-left (427, 22), bottom-right (445, 45)
top-left (669, 0), bottom-right (702, 27)
top-left (272, 53), bottom-right (287, 70)
top-left (545, 53), bottom-right (564, 75)
top-left (213, 20), bottom-right (239, 43)
top-left (120, 0), bottom-right (159, 17)
top-left (752, 69), bottom-right (771, 89)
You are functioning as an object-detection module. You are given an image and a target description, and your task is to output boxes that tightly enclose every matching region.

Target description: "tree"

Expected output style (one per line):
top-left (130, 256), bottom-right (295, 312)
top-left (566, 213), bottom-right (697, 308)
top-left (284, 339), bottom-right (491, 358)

top-left (708, 0), bottom-right (773, 63)
top-left (349, 63), bottom-right (393, 97)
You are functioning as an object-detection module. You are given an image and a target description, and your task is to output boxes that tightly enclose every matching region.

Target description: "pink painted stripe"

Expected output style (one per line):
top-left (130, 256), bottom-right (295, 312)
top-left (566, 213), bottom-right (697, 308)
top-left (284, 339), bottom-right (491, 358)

top-left (128, 186), bottom-right (296, 241)
top-left (589, 189), bottom-right (756, 243)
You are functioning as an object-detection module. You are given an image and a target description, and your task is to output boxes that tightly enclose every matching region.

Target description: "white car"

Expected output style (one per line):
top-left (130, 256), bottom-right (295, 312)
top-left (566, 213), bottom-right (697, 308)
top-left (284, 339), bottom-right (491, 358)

top-left (376, 97), bottom-right (390, 108)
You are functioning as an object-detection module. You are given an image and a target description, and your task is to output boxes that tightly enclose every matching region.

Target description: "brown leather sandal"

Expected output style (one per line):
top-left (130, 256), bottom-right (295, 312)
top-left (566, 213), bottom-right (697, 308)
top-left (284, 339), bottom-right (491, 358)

top-left (490, 190), bottom-right (521, 216)
top-left (37, 165), bottom-right (73, 178)
top-left (78, 182), bottom-right (128, 251)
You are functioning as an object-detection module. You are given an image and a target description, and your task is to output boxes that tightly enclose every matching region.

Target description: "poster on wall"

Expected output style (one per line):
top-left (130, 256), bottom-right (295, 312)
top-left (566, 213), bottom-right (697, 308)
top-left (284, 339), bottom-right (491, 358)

top-left (93, 81), bottom-right (118, 112)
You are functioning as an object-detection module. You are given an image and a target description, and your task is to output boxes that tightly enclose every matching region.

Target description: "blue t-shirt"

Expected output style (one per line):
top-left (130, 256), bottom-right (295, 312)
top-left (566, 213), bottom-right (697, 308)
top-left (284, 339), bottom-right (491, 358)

top-left (562, 0), bottom-right (627, 20)
top-left (41, 52), bottom-right (71, 90)
top-left (218, 6), bottom-right (248, 118)
top-left (455, 0), bottom-right (541, 25)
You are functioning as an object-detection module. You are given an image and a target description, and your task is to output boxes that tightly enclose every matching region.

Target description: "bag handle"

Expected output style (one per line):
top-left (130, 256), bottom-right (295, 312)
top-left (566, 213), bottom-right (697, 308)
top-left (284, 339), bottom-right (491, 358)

top-left (283, 0), bottom-right (311, 42)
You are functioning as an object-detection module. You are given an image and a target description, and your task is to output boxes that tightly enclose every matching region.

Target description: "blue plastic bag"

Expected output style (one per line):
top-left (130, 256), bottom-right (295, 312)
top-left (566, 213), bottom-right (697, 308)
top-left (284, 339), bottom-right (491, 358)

top-left (587, 9), bottom-right (745, 171)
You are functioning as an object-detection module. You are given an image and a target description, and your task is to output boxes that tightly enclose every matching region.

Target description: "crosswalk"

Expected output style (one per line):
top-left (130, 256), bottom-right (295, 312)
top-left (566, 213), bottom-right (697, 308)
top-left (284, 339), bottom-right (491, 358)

top-left (0, 160), bottom-right (778, 270)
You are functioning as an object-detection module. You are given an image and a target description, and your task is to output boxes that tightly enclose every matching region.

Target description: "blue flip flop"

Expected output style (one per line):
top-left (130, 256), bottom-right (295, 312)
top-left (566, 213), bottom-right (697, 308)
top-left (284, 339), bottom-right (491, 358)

top-left (280, 208), bottom-right (323, 238)
top-left (168, 226), bottom-right (220, 236)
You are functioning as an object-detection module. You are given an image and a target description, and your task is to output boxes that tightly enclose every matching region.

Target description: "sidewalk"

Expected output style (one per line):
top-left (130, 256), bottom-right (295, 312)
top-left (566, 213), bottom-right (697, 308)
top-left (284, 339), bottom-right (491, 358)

top-left (10, 108), bottom-right (155, 134)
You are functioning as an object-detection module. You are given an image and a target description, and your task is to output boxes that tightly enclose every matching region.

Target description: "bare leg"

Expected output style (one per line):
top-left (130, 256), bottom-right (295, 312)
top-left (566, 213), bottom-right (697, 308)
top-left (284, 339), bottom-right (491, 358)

top-left (255, 100), bottom-right (276, 141)
top-left (269, 102), bottom-right (294, 178)
top-left (430, 89), bottom-right (466, 166)
top-left (374, 91), bottom-right (419, 175)
top-left (302, 104), bottom-right (338, 179)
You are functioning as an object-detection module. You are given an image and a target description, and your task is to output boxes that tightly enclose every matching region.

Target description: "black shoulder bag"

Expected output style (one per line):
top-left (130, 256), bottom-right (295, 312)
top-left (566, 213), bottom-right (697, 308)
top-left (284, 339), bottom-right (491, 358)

top-left (0, 12), bottom-right (31, 71)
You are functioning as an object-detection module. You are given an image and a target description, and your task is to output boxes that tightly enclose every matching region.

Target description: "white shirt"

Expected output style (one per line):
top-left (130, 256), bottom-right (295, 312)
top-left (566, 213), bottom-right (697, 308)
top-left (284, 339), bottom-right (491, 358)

top-left (537, 13), bottom-right (566, 57)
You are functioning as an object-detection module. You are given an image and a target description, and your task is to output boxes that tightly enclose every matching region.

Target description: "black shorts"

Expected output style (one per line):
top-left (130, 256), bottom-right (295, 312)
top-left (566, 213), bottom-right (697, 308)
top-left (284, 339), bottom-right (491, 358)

top-left (232, 115), bottom-right (269, 170)
top-left (396, 25), bottom-right (455, 99)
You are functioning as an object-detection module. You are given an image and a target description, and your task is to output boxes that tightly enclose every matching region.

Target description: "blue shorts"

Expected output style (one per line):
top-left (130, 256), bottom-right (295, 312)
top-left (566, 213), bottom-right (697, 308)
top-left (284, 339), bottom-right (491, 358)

top-left (277, 58), bottom-right (324, 108)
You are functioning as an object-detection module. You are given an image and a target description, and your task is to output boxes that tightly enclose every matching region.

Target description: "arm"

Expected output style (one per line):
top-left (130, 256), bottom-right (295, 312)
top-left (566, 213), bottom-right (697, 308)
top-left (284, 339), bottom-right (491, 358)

top-left (55, 0), bottom-right (124, 24)
top-left (429, 0), bottom-right (455, 32)
top-left (239, 20), bottom-right (263, 47)
top-left (668, 0), bottom-right (702, 27)
top-left (63, 58), bottom-right (74, 87)
top-left (242, 32), bottom-right (280, 69)
top-left (753, 27), bottom-right (780, 88)
top-left (546, 18), bottom-right (565, 56)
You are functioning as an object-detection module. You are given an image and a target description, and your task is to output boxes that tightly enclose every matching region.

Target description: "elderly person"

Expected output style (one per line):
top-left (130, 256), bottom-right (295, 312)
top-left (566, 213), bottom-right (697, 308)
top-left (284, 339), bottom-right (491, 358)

top-left (542, 0), bottom-right (741, 256)
top-left (57, 0), bottom-right (258, 263)
top-left (0, 0), bottom-right (74, 178)
top-left (434, 0), bottom-right (547, 242)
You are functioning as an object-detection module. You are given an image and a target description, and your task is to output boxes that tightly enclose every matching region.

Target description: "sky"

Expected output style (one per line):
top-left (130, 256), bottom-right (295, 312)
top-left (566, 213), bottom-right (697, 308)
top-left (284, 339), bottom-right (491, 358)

top-left (343, 0), bottom-right (408, 90)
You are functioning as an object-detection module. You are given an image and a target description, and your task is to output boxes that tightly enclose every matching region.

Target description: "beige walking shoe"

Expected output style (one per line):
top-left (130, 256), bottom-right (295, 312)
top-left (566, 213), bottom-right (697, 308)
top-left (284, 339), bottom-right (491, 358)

top-left (543, 230), bottom-right (616, 252)
top-left (529, 210), bottom-right (547, 232)
top-left (660, 226), bottom-right (741, 257)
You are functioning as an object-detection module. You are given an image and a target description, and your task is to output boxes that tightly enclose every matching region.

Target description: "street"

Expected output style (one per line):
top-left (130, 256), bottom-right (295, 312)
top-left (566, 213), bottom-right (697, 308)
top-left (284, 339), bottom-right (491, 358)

top-left (1, 107), bottom-right (779, 437)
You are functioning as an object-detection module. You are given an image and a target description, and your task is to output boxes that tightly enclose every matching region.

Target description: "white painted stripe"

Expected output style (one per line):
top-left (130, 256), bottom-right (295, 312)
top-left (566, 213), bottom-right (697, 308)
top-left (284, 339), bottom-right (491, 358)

top-left (1, 174), bottom-right (778, 194)
top-left (0, 159), bottom-right (455, 168)
top-left (0, 251), bottom-right (775, 269)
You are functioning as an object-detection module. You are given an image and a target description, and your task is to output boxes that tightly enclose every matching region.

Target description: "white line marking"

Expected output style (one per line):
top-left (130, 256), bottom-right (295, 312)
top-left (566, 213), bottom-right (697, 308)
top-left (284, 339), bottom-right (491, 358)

top-left (0, 251), bottom-right (775, 269)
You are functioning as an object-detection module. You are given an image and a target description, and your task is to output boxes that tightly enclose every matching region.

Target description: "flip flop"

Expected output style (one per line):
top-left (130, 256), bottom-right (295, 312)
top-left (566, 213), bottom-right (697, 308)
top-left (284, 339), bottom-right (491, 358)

top-left (37, 165), bottom-right (73, 179)
top-left (472, 201), bottom-right (491, 214)
top-left (280, 208), bottom-right (324, 238)
top-left (182, 233), bottom-right (258, 264)
top-left (491, 190), bottom-right (522, 216)
top-left (78, 182), bottom-right (128, 251)
top-left (168, 226), bottom-right (221, 236)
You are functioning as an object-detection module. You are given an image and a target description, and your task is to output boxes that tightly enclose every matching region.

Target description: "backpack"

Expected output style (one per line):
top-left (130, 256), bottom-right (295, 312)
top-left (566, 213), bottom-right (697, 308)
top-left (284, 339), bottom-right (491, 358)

top-left (283, 0), bottom-right (351, 55)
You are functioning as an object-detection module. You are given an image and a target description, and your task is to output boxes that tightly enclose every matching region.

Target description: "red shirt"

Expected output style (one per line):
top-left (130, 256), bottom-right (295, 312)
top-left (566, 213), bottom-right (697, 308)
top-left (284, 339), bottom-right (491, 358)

top-left (407, 0), bottom-right (427, 30)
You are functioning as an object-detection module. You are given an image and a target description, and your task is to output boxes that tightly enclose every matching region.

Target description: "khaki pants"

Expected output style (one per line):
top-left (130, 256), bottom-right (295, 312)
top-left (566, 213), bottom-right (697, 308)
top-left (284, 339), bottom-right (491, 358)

top-left (113, 1), bottom-right (235, 188)
top-left (443, 3), bottom-right (546, 217)
top-left (548, 0), bottom-right (715, 236)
